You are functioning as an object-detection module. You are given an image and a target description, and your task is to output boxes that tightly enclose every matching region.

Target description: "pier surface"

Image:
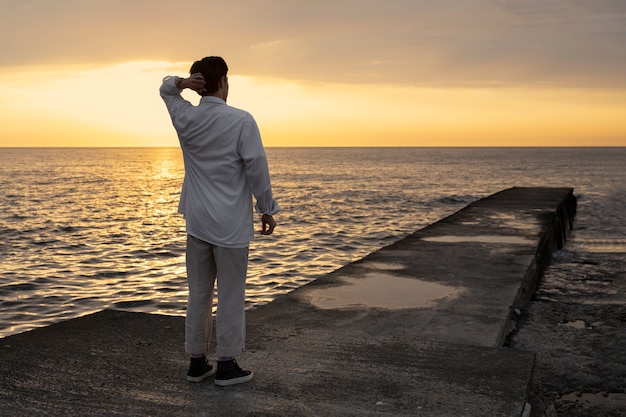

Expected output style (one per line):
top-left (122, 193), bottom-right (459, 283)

top-left (0, 187), bottom-right (576, 416)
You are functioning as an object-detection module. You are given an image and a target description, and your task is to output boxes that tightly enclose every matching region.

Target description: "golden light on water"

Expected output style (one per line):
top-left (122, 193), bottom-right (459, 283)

top-left (1, 146), bottom-right (624, 338)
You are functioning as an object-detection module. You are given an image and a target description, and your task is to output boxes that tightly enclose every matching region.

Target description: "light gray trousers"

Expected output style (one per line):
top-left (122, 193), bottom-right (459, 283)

top-left (184, 234), bottom-right (249, 358)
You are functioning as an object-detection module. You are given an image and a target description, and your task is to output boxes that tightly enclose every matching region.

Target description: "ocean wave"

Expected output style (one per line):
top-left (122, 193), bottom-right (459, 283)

top-left (0, 147), bottom-right (624, 338)
top-left (434, 194), bottom-right (481, 205)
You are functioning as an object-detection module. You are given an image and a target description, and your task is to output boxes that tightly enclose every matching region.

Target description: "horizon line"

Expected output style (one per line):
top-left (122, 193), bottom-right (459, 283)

top-left (2, 145), bottom-right (625, 149)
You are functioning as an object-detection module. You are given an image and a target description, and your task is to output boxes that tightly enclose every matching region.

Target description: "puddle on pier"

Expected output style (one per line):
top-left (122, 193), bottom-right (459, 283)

top-left (578, 238), bottom-right (626, 253)
top-left (421, 235), bottom-right (534, 245)
top-left (487, 212), bottom-right (539, 231)
top-left (560, 320), bottom-right (588, 329)
top-left (305, 272), bottom-right (463, 310)
top-left (359, 261), bottom-right (405, 271)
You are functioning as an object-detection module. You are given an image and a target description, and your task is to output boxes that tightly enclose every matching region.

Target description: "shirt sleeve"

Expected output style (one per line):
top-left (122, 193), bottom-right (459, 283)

top-left (159, 76), bottom-right (193, 131)
top-left (237, 116), bottom-right (280, 216)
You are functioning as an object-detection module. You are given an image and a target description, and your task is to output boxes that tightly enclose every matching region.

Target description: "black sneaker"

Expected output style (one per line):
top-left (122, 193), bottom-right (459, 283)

top-left (214, 359), bottom-right (254, 386)
top-left (187, 355), bottom-right (215, 383)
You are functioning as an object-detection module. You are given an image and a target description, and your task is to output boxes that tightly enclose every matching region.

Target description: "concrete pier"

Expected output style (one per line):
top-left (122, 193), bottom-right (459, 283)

top-left (0, 187), bottom-right (576, 417)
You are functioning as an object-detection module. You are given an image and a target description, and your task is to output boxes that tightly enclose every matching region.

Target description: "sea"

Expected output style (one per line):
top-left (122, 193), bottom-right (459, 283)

top-left (1, 147), bottom-right (625, 338)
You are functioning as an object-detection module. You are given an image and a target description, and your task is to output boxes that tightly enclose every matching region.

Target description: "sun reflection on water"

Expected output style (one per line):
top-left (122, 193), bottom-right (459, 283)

top-left (1, 147), bottom-right (624, 338)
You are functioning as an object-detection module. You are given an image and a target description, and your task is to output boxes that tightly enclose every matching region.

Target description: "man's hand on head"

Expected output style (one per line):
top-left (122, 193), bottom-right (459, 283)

top-left (180, 73), bottom-right (207, 94)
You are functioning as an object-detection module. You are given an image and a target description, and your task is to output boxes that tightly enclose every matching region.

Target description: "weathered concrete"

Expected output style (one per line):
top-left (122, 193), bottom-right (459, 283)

top-left (0, 187), bottom-right (576, 417)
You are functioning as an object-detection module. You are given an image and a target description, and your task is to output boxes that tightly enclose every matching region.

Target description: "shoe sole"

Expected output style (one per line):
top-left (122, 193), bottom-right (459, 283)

top-left (214, 371), bottom-right (254, 387)
top-left (187, 368), bottom-right (216, 383)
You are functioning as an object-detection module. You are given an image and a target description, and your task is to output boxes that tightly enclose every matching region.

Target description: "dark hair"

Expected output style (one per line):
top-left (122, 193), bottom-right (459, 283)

top-left (189, 56), bottom-right (228, 94)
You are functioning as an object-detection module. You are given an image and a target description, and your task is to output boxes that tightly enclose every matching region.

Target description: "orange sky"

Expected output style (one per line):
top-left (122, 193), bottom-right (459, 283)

top-left (1, 0), bottom-right (625, 147)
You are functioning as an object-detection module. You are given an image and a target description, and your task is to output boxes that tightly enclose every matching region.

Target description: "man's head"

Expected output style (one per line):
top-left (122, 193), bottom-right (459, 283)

top-left (190, 56), bottom-right (229, 99)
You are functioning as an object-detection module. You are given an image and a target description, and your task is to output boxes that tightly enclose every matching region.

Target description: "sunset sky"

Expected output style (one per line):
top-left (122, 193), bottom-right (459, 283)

top-left (1, 0), bottom-right (625, 147)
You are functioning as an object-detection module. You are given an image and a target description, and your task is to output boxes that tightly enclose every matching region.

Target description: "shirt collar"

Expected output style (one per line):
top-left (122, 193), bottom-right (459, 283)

top-left (200, 96), bottom-right (226, 105)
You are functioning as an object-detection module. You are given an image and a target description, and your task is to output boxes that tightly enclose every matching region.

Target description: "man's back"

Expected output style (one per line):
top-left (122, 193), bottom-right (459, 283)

top-left (160, 78), bottom-right (277, 248)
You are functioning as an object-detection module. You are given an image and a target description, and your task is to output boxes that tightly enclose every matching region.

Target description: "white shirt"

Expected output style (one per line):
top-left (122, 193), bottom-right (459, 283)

top-left (160, 76), bottom-right (279, 248)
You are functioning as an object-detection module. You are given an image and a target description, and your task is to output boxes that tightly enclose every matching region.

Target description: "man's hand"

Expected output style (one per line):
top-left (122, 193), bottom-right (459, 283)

top-left (180, 73), bottom-right (207, 94)
top-left (260, 214), bottom-right (276, 235)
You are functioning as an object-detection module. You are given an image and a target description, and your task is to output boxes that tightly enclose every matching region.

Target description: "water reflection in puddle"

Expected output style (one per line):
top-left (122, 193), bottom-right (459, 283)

top-left (360, 261), bottom-right (405, 271)
top-left (422, 235), bottom-right (534, 245)
top-left (488, 213), bottom-right (539, 231)
top-left (305, 272), bottom-right (463, 310)
top-left (560, 320), bottom-right (588, 329)
top-left (577, 239), bottom-right (626, 253)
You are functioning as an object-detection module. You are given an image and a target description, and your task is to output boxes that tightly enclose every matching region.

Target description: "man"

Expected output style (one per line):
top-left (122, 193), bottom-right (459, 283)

top-left (159, 56), bottom-right (279, 387)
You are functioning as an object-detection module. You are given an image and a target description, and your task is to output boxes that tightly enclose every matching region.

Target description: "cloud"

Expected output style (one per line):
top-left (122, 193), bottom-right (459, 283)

top-left (0, 0), bottom-right (625, 87)
top-left (2, 59), bottom-right (625, 147)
